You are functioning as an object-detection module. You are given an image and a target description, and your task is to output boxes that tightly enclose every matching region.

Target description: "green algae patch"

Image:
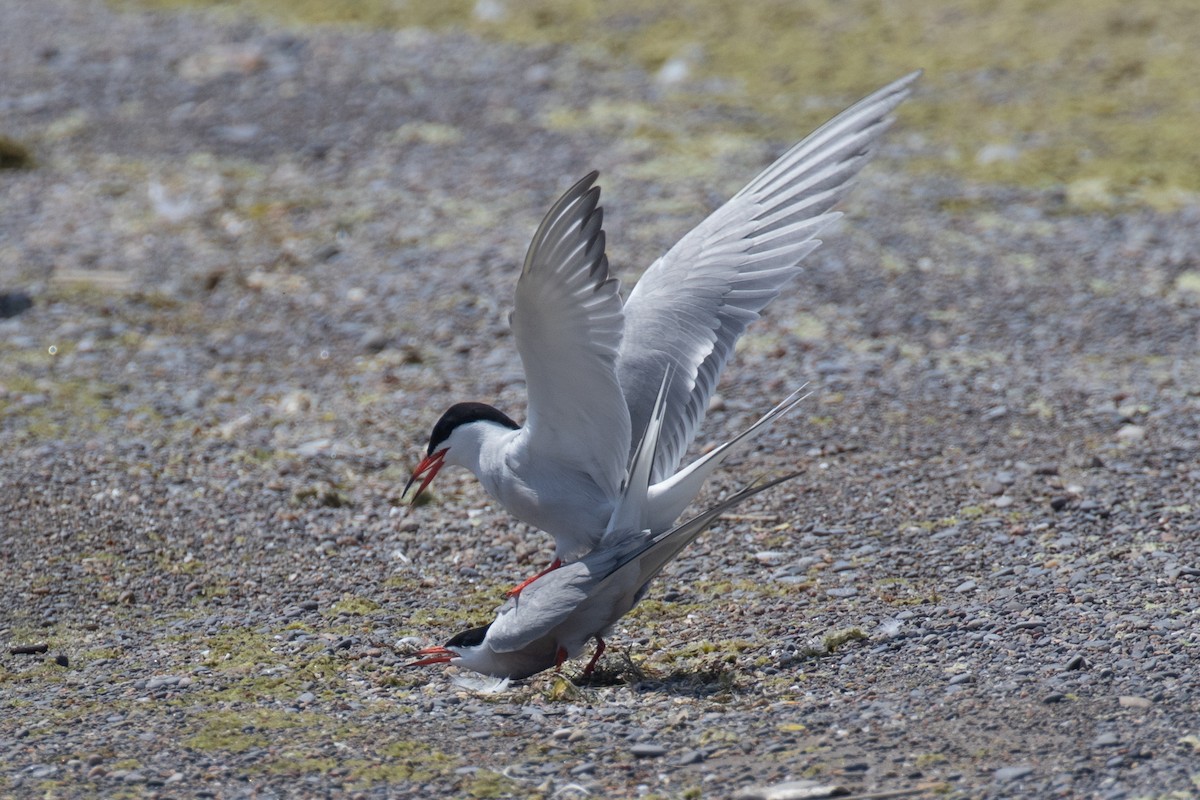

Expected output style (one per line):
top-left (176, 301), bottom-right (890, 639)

top-left (118, 0), bottom-right (1200, 204)
top-left (325, 593), bottom-right (382, 617)
top-left (185, 708), bottom-right (324, 752)
top-left (823, 627), bottom-right (867, 652)
top-left (198, 630), bottom-right (283, 672)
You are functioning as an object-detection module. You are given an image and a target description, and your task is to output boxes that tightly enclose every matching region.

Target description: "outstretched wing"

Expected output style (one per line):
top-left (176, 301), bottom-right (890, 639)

top-left (511, 172), bottom-right (631, 498)
top-left (617, 71), bottom-right (920, 482)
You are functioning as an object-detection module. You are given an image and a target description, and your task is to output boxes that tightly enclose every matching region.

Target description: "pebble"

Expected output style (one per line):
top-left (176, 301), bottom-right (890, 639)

top-left (994, 765), bottom-right (1034, 783)
top-left (954, 580), bottom-right (977, 593)
top-left (825, 587), bottom-right (858, 598)
top-left (1064, 654), bottom-right (1088, 671)
top-left (1093, 732), bottom-right (1122, 748)
top-left (630, 743), bottom-right (667, 758)
top-left (734, 779), bottom-right (848, 799)
top-left (1118, 696), bottom-right (1152, 710)
top-left (1115, 424), bottom-right (1144, 441)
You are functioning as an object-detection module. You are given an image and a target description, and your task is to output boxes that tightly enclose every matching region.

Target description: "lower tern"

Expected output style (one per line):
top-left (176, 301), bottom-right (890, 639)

top-left (404, 71), bottom-right (919, 572)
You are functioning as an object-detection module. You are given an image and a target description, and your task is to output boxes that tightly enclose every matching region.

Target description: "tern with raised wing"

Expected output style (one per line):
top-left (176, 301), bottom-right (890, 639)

top-left (404, 72), bottom-right (919, 578)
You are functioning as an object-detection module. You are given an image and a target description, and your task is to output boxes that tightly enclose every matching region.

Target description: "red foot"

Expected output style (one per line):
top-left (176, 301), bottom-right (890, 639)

top-left (507, 558), bottom-right (562, 598)
top-left (581, 637), bottom-right (606, 678)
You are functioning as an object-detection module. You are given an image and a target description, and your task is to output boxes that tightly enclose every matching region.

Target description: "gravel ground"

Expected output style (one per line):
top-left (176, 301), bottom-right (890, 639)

top-left (2, 2), bottom-right (1200, 798)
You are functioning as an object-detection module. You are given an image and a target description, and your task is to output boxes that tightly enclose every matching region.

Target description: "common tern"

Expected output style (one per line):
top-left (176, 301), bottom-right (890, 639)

top-left (410, 378), bottom-right (803, 680)
top-left (404, 71), bottom-right (918, 572)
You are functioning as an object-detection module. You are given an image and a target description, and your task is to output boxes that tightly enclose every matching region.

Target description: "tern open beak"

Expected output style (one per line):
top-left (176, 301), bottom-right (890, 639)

top-left (402, 449), bottom-right (447, 503)
top-left (407, 645), bottom-right (456, 667)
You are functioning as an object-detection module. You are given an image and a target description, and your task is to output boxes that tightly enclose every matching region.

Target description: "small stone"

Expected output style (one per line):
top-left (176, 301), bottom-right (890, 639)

top-left (1092, 732), bottom-right (1121, 748)
top-left (54, 654), bottom-right (69, 667)
top-left (1050, 495), bottom-right (1071, 511)
top-left (677, 749), bottom-right (704, 765)
top-left (630, 743), bottom-right (667, 758)
top-left (1115, 424), bottom-right (1144, 441)
top-left (569, 762), bottom-right (595, 776)
top-left (297, 691), bottom-right (315, 704)
top-left (948, 672), bottom-right (973, 685)
top-left (0, 290), bottom-right (34, 318)
top-left (1118, 696), bottom-right (1152, 710)
top-left (733, 779), bottom-right (848, 800)
top-left (1064, 653), bottom-right (1088, 671)
top-left (994, 765), bottom-right (1034, 783)
top-left (982, 405), bottom-right (1009, 421)
top-left (1042, 693), bottom-right (1065, 704)
top-left (358, 329), bottom-right (390, 354)
top-left (954, 580), bottom-right (977, 593)
top-left (551, 727), bottom-right (572, 740)
top-left (825, 587), bottom-right (858, 598)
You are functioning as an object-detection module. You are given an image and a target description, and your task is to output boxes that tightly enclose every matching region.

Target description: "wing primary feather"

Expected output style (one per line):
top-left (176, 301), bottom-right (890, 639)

top-left (617, 71), bottom-right (919, 481)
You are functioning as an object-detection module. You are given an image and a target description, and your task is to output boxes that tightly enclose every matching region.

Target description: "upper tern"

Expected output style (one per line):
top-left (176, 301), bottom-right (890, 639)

top-left (405, 72), bottom-right (919, 569)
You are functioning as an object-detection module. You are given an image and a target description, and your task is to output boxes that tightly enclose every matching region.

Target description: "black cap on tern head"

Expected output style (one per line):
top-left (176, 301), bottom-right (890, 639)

top-left (427, 402), bottom-right (519, 455)
top-left (445, 623), bottom-right (491, 649)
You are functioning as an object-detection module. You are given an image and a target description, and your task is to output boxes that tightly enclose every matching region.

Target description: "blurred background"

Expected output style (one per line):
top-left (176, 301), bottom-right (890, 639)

top-left (118, 0), bottom-right (1200, 208)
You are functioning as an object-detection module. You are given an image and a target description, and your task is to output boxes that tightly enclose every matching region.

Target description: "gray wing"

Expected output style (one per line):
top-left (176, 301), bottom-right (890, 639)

top-left (617, 71), bottom-right (920, 481)
top-left (484, 558), bottom-right (617, 654)
top-left (511, 172), bottom-right (631, 498)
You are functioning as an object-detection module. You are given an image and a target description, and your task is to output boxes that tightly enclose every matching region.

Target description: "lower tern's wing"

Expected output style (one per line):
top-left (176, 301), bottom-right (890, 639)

top-left (484, 557), bottom-right (617, 654)
top-left (617, 71), bottom-right (920, 482)
top-left (511, 172), bottom-right (631, 498)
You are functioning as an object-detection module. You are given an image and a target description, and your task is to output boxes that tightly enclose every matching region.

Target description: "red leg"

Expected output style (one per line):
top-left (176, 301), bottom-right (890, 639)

top-left (507, 558), bottom-right (562, 598)
top-left (555, 645), bottom-right (568, 672)
top-left (581, 637), bottom-right (606, 678)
